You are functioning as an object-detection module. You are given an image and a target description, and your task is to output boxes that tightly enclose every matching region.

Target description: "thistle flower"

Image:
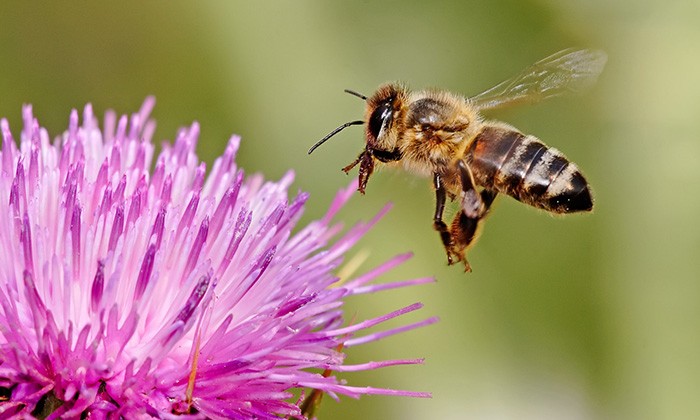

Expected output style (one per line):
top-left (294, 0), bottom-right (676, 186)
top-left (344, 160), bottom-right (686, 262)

top-left (0, 98), bottom-right (437, 419)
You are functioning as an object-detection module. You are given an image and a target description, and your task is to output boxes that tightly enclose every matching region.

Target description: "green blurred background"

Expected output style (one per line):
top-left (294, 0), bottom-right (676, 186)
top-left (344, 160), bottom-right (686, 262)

top-left (1, 1), bottom-right (698, 418)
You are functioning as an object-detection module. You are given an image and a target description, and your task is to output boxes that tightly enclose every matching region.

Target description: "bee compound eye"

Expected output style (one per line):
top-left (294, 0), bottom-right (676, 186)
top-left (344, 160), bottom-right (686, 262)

top-left (368, 101), bottom-right (394, 140)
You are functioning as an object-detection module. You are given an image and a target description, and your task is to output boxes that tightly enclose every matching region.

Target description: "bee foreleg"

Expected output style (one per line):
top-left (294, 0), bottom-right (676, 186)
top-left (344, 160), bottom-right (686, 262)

top-left (343, 150), bottom-right (375, 194)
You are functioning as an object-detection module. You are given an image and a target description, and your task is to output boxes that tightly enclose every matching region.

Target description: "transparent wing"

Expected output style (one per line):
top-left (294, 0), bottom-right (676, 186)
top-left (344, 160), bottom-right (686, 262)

top-left (469, 48), bottom-right (607, 110)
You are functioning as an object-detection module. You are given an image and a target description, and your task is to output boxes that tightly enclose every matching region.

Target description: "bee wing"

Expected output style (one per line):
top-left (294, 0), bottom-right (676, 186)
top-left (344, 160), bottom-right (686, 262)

top-left (469, 48), bottom-right (607, 111)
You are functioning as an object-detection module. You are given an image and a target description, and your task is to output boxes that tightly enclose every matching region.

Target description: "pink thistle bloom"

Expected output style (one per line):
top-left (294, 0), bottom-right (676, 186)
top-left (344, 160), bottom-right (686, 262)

top-left (0, 98), bottom-right (437, 419)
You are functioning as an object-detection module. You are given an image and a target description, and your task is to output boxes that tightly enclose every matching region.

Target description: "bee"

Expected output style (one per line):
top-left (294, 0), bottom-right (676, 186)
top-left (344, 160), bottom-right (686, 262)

top-left (308, 48), bottom-right (607, 271)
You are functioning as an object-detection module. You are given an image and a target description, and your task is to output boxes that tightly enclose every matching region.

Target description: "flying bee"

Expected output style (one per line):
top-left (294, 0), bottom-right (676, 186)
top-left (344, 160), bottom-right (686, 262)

top-left (308, 48), bottom-right (607, 271)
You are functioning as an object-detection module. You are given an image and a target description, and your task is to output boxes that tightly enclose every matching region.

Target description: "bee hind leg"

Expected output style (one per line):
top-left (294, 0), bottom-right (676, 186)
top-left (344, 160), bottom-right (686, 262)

top-left (448, 188), bottom-right (496, 272)
top-left (449, 162), bottom-right (498, 272)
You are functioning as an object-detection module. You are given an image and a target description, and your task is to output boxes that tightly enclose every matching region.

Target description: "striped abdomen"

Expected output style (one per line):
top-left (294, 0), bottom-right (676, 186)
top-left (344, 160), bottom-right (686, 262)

top-left (465, 125), bottom-right (592, 213)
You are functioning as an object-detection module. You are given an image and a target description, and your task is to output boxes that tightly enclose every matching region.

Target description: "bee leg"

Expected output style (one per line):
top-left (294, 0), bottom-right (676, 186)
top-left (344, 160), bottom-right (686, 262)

top-left (432, 172), bottom-right (458, 265)
top-left (448, 161), bottom-right (498, 272)
top-left (480, 189), bottom-right (498, 211)
top-left (449, 212), bottom-right (477, 272)
top-left (456, 161), bottom-right (485, 219)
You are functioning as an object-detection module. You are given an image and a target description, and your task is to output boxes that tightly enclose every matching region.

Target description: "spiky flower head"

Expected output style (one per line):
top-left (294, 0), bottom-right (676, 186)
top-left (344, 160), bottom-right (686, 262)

top-left (0, 98), bottom-right (436, 418)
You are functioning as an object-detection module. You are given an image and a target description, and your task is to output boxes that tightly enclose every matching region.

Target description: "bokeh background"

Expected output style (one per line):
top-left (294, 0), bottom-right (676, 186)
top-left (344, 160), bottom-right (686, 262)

top-left (1, 1), bottom-right (698, 419)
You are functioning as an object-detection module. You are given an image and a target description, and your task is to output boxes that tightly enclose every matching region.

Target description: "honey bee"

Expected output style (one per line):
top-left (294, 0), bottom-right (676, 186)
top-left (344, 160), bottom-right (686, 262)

top-left (308, 48), bottom-right (607, 271)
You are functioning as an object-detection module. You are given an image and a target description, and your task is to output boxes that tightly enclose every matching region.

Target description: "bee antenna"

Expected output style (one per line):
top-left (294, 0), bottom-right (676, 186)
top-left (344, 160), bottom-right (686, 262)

top-left (308, 120), bottom-right (364, 155)
top-left (344, 89), bottom-right (367, 100)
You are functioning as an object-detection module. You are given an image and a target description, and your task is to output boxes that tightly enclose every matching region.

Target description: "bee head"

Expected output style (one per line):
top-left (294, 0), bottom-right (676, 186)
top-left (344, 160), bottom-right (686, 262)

top-left (367, 94), bottom-right (394, 143)
top-left (364, 83), bottom-right (407, 152)
top-left (308, 85), bottom-right (406, 194)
